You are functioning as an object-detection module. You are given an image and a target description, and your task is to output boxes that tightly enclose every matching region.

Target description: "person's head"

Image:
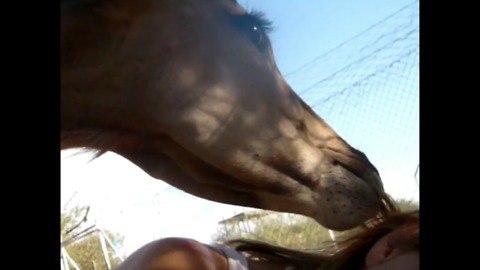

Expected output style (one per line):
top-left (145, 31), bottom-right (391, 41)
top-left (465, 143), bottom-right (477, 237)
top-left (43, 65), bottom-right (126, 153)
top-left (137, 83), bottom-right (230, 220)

top-left (362, 213), bottom-right (418, 269)
top-left (335, 210), bottom-right (419, 270)
top-left (225, 210), bottom-right (419, 270)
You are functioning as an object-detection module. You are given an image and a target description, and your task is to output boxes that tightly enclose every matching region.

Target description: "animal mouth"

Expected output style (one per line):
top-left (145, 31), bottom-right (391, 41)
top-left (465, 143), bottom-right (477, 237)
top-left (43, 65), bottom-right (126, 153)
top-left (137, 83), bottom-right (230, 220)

top-left (331, 157), bottom-right (398, 217)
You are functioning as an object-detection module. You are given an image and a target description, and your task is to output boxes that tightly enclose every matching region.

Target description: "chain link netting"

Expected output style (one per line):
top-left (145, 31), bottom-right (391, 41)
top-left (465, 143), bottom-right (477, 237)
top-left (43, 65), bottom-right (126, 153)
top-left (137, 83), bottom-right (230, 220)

top-left (285, 1), bottom-right (419, 201)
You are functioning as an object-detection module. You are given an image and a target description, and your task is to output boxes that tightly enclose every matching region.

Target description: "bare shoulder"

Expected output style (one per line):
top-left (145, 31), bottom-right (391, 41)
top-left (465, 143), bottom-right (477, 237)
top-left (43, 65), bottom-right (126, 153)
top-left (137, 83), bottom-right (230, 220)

top-left (116, 237), bottom-right (228, 270)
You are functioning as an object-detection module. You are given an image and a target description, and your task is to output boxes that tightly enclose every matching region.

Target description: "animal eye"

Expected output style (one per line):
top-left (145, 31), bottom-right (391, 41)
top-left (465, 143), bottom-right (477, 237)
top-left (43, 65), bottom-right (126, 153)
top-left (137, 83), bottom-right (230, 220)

top-left (248, 25), bottom-right (266, 45)
top-left (229, 11), bottom-right (273, 51)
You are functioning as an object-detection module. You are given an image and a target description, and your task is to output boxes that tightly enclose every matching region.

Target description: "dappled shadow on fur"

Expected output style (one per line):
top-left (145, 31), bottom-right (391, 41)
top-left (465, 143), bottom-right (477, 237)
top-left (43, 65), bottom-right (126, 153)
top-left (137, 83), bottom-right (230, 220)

top-left (62, 0), bottom-right (393, 230)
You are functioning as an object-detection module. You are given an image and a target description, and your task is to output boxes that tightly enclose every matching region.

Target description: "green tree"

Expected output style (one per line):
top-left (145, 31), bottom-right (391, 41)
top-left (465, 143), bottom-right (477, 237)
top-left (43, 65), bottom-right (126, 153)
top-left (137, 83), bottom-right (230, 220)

top-left (395, 198), bottom-right (420, 212)
top-left (212, 211), bottom-right (334, 249)
top-left (61, 205), bottom-right (125, 270)
top-left (212, 198), bottom-right (419, 249)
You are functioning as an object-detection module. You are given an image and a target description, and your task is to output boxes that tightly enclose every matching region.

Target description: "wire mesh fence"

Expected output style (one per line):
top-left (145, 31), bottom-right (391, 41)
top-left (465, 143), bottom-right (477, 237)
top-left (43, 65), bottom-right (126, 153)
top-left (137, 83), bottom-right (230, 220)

top-left (285, 0), bottom-right (419, 201)
top-left (60, 1), bottom-right (420, 260)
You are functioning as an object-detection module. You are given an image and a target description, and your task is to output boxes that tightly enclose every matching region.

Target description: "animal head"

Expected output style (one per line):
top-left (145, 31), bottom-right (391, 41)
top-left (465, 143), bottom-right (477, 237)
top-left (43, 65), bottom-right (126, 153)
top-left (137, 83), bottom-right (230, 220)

top-left (61, 0), bottom-right (393, 230)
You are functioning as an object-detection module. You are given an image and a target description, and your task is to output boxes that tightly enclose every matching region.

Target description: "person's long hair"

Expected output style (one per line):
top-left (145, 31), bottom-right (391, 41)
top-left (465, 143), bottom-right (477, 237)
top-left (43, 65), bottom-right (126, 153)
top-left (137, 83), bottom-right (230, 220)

top-left (224, 206), bottom-right (419, 270)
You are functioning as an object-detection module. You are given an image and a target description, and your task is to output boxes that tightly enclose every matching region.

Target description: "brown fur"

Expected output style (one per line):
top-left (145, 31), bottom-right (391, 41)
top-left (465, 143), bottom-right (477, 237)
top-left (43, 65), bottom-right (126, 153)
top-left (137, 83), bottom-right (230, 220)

top-left (62, 0), bottom-right (394, 230)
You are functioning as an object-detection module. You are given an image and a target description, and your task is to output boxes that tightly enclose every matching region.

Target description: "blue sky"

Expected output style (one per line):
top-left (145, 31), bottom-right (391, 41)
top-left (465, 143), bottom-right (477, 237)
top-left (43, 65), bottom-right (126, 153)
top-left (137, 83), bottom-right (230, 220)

top-left (61, 0), bottom-right (419, 256)
top-left (245, 0), bottom-right (419, 197)
top-left (241, 0), bottom-right (415, 73)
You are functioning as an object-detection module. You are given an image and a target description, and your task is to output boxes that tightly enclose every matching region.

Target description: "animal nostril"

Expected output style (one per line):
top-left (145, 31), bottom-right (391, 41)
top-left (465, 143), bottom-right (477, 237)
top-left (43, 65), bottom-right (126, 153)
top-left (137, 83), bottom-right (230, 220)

top-left (295, 121), bottom-right (306, 131)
